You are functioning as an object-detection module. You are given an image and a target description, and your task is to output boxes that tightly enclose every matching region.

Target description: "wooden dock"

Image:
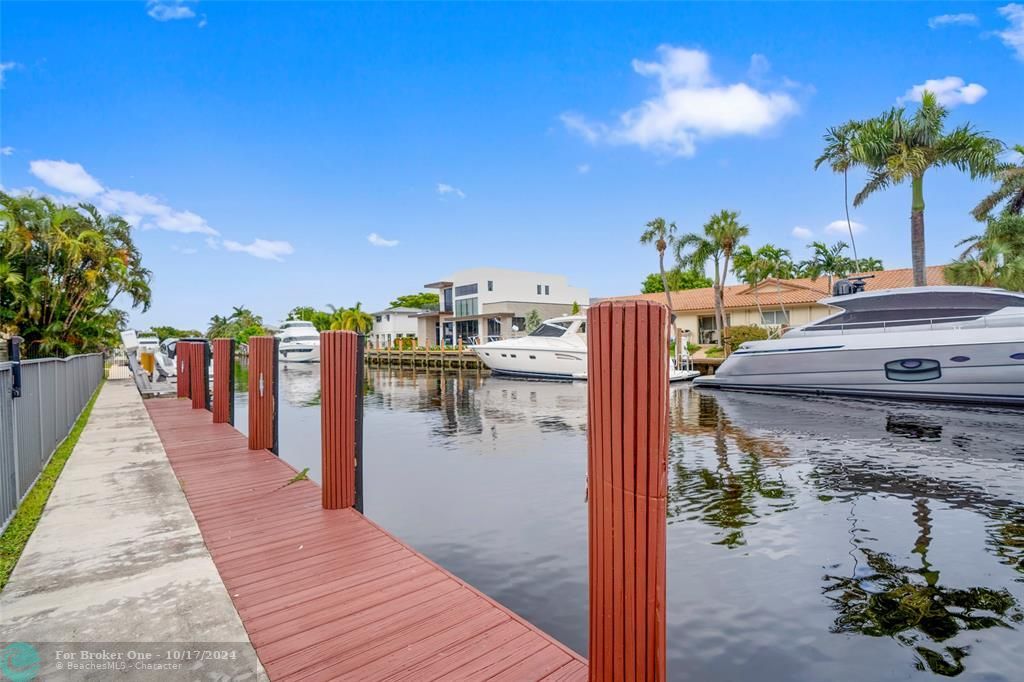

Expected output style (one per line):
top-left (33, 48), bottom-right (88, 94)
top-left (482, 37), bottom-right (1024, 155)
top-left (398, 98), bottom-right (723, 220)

top-left (365, 347), bottom-right (484, 370)
top-left (144, 397), bottom-right (587, 681)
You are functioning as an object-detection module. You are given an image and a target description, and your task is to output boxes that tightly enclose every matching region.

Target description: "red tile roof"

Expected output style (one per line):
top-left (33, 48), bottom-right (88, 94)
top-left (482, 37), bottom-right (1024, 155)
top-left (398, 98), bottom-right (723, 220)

top-left (603, 266), bottom-right (948, 312)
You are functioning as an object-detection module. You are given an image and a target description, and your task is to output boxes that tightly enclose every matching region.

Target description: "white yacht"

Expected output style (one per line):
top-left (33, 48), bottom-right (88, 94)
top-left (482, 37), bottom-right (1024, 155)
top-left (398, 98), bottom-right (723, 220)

top-left (694, 284), bottom-right (1024, 405)
top-left (469, 315), bottom-right (700, 382)
top-left (276, 320), bottom-right (321, 363)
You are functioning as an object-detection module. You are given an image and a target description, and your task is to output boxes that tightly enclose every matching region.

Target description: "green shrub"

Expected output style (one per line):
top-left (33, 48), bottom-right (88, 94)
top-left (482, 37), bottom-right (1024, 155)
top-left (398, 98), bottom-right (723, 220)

top-left (728, 324), bottom-right (770, 347)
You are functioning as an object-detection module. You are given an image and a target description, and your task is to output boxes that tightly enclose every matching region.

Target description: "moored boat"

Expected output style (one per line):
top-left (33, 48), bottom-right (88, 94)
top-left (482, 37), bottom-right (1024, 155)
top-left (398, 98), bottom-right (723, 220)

top-left (276, 320), bottom-right (321, 363)
top-left (693, 283), bottom-right (1024, 405)
top-left (470, 314), bottom-right (700, 381)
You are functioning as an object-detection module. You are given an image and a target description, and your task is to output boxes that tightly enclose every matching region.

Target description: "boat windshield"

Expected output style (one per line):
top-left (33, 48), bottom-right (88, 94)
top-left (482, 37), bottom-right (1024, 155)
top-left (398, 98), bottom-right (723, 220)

top-left (808, 290), bottom-right (1024, 332)
top-left (286, 333), bottom-right (319, 342)
top-left (529, 321), bottom-right (571, 338)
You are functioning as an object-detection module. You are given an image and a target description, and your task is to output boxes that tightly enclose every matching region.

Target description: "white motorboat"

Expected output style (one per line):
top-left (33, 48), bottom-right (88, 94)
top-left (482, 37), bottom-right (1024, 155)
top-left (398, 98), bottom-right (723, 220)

top-left (693, 283), bottom-right (1024, 405)
top-left (276, 320), bottom-right (321, 363)
top-left (469, 315), bottom-right (700, 382)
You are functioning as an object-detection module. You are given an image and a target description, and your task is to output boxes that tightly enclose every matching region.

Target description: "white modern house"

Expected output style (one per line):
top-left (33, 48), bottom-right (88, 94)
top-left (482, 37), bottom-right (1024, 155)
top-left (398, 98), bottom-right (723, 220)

top-left (369, 307), bottom-right (421, 348)
top-left (414, 268), bottom-right (589, 346)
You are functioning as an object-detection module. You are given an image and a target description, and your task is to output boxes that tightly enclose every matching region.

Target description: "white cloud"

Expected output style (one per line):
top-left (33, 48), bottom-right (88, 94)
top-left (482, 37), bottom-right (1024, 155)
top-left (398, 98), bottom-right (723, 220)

top-left (898, 76), bottom-right (987, 107)
top-left (561, 45), bottom-right (801, 157)
top-left (0, 147), bottom-right (13, 156)
top-left (825, 219), bottom-right (866, 235)
top-left (171, 245), bottom-right (198, 255)
top-left (367, 232), bottom-right (399, 247)
top-left (436, 183), bottom-right (465, 198)
top-left (0, 62), bottom-right (17, 86)
top-left (29, 160), bottom-right (104, 196)
top-left (198, 14), bottom-right (207, 28)
top-left (147, 1), bottom-right (196, 21)
top-left (222, 238), bottom-right (294, 261)
top-left (205, 236), bottom-right (220, 250)
top-left (577, 163), bottom-right (591, 174)
top-left (28, 158), bottom-right (218, 235)
top-left (928, 13), bottom-right (979, 28)
top-left (791, 226), bottom-right (813, 239)
top-left (997, 4), bottom-right (1024, 60)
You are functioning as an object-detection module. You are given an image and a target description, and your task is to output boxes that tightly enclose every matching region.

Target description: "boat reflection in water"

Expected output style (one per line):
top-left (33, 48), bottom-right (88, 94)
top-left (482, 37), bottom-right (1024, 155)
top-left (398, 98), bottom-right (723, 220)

top-left (245, 367), bottom-right (1023, 681)
top-left (681, 388), bottom-right (1024, 678)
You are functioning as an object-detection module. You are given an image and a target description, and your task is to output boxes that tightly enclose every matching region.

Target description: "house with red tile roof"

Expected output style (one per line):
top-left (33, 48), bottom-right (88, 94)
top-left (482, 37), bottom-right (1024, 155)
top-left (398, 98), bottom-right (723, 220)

top-left (601, 266), bottom-right (948, 344)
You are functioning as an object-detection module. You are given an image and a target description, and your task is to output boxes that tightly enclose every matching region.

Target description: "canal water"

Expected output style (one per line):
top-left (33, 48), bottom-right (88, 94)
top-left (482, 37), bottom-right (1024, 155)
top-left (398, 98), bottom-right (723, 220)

top-left (235, 364), bottom-right (1024, 681)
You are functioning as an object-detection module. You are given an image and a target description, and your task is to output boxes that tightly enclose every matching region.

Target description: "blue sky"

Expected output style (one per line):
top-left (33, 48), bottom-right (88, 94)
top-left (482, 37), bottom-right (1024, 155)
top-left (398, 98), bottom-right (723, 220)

top-left (2, 1), bottom-right (1023, 329)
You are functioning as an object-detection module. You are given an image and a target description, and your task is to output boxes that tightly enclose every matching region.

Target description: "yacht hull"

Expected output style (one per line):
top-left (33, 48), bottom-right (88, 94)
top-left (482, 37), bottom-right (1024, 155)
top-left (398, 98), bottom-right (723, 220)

top-left (278, 343), bottom-right (321, 363)
top-left (694, 338), bottom-right (1024, 405)
top-left (472, 346), bottom-right (586, 380)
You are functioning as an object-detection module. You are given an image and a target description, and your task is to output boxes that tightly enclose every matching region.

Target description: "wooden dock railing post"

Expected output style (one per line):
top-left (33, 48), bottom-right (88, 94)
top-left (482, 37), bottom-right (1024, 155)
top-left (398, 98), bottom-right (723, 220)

top-left (587, 300), bottom-right (669, 682)
top-left (190, 341), bottom-right (209, 410)
top-left (320, 330), bottom-right (363, 510)
top-left (177, 341), bottom-right (191, 399)
top-left (212, 338), bottom-right (235, 424)
top-left (247, 336), bottom-right (279, 453)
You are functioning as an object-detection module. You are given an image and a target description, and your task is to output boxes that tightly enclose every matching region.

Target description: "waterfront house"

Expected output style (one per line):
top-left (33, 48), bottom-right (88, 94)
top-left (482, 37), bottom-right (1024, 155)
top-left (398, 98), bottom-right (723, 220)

top-left (603, 266), bottom-right (947, 344)
top-left (369, 307), bottom-right (422, 348)
top-left (416, 268), bottom-right (589, 345)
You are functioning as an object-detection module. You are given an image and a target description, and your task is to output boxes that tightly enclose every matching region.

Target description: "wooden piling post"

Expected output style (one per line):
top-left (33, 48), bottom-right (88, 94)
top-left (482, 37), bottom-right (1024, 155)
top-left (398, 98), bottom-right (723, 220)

top-left (177, 342), bottom-right (191, 399)
top-left (587, 300), bottom-right (668, 682)
top-left (247, 336), bottom-right (278, 453)
top-left (320, 330), bottom-right (359, 510)
top-left (190, 342), bottom-right (207, 409)
top-left (212, 338), bottom-right (235, 424)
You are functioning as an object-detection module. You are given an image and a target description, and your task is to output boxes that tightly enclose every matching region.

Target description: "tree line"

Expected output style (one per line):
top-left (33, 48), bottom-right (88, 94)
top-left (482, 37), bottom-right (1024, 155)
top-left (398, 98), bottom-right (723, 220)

top-left (1, 192), bottom-right (152, 358)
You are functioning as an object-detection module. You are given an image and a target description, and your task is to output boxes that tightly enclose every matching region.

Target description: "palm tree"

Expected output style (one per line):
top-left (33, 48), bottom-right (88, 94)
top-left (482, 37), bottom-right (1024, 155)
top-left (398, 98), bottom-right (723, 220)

top-left (972, 144), bottom-right (1024, 221)
top-left (853, 256), bottom-right (884, 272)
top-left (639, 217), bottom-right (678, 314)
top-left (754, 244), bottom-right (794, 325)
top-left (850, 91), bottom-right (1003, 287)
top-left (331, 302), bottom-right (374, 333)
top-left (814, 121), bottom-right (862, 263)
top-left (677, 210), bottom-right (748, 347)
top-left (947, 214), bottom-right (1024, 290)
top-left (800, 241), bottom-right (852, 291)
top-left (677, 229), bottom-right (724, 344)
top-left (731, 245), bottom-right (768, 323)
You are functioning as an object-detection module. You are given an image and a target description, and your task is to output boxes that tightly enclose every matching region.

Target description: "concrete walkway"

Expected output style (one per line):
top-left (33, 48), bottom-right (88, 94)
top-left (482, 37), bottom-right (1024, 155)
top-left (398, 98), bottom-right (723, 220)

top-left (0, 380), bottom-right (261, 678)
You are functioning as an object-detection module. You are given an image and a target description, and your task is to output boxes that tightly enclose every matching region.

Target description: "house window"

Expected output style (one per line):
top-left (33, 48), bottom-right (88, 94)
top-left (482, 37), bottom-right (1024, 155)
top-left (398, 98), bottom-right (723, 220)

top-left (537, 285), bottom-right (542, 295)
top-left (454, 297), bottom-right (479, 317)
top-left (545, 285), bottom-right (550, 295)
top-left (512, 316), bottom-right (526, 332)
top-left (487, 280), bottom-right (493, 292)
top-left (760, 310), bottom-right (789, 326)
top-left (442, 288), bottom-right (453, 312)
top-left (375, 316), bottom-right (382, 322)
top-left (386, 314), bottom-right (391, 321)
top-left (454, 283), bottom-right (478, 297)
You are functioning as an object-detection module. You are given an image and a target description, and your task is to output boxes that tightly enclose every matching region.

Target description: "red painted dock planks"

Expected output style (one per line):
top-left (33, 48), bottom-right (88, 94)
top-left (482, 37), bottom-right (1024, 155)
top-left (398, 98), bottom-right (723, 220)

top-left (144, 398), bottom-right (587, 681)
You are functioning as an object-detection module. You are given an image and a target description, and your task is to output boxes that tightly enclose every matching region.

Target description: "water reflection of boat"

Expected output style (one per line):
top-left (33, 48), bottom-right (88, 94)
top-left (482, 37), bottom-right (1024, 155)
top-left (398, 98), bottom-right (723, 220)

top-left (279, 363), bottom-right (320, 406)
top-left (696, 285), bottom-right (1024, 405)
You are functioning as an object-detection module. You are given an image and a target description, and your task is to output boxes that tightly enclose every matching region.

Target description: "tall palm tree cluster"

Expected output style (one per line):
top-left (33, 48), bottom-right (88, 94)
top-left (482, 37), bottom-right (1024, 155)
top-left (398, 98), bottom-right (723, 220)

top-left (0, 191), bottom-right (152, 358)
top-left (641, 211), bottom-right (884, 348)
top-left (815, 91), bottom-right (1019, 289)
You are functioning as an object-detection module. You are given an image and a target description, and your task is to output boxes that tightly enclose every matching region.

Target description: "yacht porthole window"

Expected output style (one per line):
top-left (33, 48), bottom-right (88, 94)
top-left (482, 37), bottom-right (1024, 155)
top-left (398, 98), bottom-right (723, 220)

top-left (950, 356), bottom-right (970, 362)
top-left (1011, 353), bottom-right (1024, 360)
